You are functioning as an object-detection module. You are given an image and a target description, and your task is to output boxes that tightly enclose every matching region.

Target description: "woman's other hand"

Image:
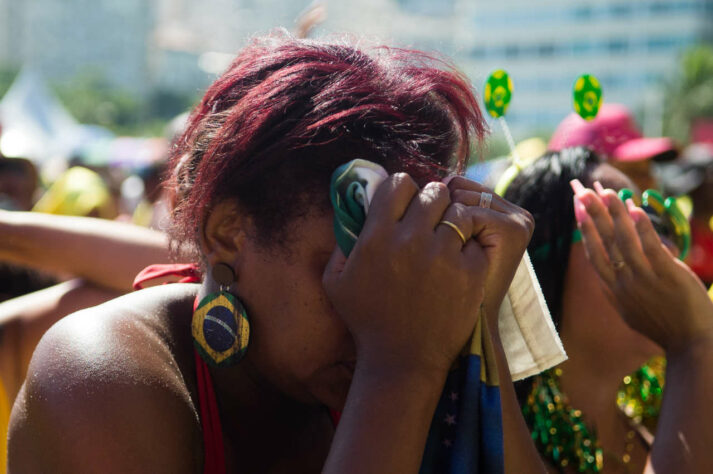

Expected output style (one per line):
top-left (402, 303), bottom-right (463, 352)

top-left (445, 176), bottom-right (535, 323)
top-left (570, 179), bottom-right (713, 355)
top-left (322, 173), bottom-right (490, 378)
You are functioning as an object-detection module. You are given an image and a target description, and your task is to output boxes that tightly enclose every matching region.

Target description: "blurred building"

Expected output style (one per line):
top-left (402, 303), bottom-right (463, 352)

top-left (1, 0), bottom-right (712, 139)
top-left (0, 0), bottom-right (155, 96)
top-left (457, 0), bottom-right (713, 137)
top-left (153, 0), bottom-right (307, 93)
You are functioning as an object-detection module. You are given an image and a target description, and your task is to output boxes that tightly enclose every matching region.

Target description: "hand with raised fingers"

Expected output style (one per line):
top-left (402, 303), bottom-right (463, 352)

top-left (323, 174), bottom-right (491, 377)
top-left (444, 176), bottom-right (535, 323)
top-left (570, 179), bottom-right (713, 355)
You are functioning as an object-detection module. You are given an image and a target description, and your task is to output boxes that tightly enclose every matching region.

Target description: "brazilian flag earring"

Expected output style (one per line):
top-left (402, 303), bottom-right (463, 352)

top-left (192, 262), bottom-right (250, 367)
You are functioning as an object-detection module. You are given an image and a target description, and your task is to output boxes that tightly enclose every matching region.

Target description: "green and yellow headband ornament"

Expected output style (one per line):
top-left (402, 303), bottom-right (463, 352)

top-left (494, 73), bottom-right (605, 196)
top-left (573, 74), bottom-right (603, 121)
top-left (484, 69), bottom-right (513, 119)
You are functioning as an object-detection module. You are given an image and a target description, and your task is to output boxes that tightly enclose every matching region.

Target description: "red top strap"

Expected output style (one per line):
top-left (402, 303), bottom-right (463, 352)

top-left (133, 264), bottom-right (337, 474)
top-left (191, 294), bottom-right (226, 474)
top-left (195, 350), bottom-right (226, 474)
top-left (133, 264), bottom-right (224, 474)
top-left (132, 263), bottom-right (202, 290)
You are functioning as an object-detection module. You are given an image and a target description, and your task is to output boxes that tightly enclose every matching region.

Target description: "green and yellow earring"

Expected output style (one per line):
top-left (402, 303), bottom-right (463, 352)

top-left (192, 263), bottom-right (250, 367)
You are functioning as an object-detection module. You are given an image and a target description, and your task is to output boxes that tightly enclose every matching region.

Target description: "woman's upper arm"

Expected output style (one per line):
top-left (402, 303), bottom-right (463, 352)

top-left (7, 311), bottom-right (199, 474)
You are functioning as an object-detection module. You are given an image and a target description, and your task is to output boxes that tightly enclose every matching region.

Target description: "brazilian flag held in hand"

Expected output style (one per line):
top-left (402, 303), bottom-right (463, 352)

top-left (331, 159), bottom-right (504, 474)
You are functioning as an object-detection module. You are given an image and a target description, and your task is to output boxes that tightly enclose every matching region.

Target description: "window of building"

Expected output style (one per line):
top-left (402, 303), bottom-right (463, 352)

top-left (470, 47), bottom-right (486, 59)
top-left (609, 3), bottom-right (633, 17)
top-left (647, 36), bottom-right (677, 50)
top-left (572, 40), bottom-right (593, 55)
top-left (573, 6), bottom-right (593, 20)
top-left (504, 44), bottom-right (519, 58)
top-left (608, 38), bottom-right (629, 54)
top-left (538, 43), bottom-right (556, 57)
top-left (649, 1), bottom-right (674, 14)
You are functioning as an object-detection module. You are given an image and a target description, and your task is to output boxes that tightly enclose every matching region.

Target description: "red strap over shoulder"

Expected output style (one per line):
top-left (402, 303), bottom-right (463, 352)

top-left (132, 263), bottom-right (202, 290)
top-left (132, 265), bottom-right (224, 473)
top-left (195, 350), bottom-right (226, 474)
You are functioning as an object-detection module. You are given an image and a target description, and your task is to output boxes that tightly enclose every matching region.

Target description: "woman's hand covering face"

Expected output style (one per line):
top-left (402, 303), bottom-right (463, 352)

top-left (571, 179), bottom-right (713, 355)
top-left (444, 176), bottom-right (535, 326)
top-left (322, 173), bottom-right (533, 377)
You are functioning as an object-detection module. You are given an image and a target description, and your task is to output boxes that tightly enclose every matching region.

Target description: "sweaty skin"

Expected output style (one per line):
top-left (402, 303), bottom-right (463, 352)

top-left (9, 176), bottom-right (542, 473)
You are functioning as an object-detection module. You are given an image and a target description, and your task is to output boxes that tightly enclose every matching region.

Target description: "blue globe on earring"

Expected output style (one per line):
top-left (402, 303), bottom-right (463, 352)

top-left (192, 291), bottom-right (250, 367)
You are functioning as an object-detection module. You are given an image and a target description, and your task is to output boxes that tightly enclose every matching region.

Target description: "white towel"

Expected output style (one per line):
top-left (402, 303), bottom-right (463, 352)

top-left (498, 251), bottom-right (567, 381)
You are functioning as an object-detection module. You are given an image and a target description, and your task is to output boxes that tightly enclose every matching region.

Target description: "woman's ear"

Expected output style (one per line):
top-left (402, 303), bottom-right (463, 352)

top-left (201, 200), bottom-right (250, 265)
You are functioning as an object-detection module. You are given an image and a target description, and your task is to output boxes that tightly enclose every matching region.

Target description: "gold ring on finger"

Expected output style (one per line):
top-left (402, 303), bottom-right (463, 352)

top-left (438, 220), bottom-right (467, 245)
top-left (612, 260), bottom-right (626, 270)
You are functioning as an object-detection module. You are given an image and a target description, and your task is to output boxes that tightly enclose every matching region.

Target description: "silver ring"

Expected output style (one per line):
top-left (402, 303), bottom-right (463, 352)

top-left (479, 192), bottom-right (493, 209)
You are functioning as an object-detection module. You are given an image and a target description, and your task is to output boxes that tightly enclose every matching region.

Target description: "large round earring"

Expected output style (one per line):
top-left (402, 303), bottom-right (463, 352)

top-left (192, 263), bottom-right (250, 367)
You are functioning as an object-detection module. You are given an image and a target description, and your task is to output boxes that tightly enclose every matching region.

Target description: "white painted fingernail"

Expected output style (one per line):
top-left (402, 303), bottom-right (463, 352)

top-left (570, 179), bottom-right (586, 195)
top-left (593, 181), bottom-right (606, 195)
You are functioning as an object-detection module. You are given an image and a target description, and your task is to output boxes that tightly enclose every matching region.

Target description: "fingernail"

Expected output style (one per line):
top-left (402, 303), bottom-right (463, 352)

top-left (593, 181), bottom-right (606, 195)
top-left (593, 181), bottom-right (613, 207)
top-left (573, 196), bottom-right (589, 223)
top-left (570, 179), bottom-right (586, 196)
top-left (626, 198), bottom-right (641, 222)
top-left (626, 198), bottom-right (637, 212)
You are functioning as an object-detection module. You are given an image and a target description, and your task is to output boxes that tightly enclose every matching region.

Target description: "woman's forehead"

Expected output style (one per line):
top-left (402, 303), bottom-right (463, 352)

top-left (587, 163), bottom-right (638, 194)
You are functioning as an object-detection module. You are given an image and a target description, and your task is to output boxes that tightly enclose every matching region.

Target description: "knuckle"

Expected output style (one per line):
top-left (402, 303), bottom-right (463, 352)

top-left (447, 176), bottom-right (483, 193)
top-left (446, 175), bottom-right (467, 191)
top-left (423, 181), bottom-right (450, 202)
top-left (519, 209), bottom-right (536, 237)
top-left (391, 172), bottom-right (418, 191)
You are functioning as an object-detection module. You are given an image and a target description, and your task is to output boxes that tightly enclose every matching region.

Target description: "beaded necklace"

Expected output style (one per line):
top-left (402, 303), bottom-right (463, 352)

top-left (523, 358), bottom-right (664, 473)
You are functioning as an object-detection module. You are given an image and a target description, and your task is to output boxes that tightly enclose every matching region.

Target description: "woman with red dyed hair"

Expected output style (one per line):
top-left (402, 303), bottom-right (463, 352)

top-left (8, 34), bottom-right (542, 473)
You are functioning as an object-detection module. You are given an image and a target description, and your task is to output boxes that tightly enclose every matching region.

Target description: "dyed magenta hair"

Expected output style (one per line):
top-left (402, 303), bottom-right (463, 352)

top-left (167, 33), bottom-right (486, 256)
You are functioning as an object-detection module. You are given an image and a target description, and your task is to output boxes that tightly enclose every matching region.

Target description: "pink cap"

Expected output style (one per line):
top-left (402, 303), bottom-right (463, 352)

top-left (548, 103), bottom-right (677, 162)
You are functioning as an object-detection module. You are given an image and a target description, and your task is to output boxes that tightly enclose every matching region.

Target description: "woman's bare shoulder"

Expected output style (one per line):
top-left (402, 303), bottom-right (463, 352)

top-left (8, 284), bottom-right (202, 473)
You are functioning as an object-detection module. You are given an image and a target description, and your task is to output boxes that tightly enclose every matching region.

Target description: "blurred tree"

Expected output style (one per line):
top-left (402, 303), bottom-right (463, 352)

top-left (663, 45), bottom-right (713, 144)
top-left (54, 68), bottom-right (198, 136)
top-left (147, 89), bottom-right (197, 122)
top-left (55, 69), bottom-right (141, 133)
top-left (0, 65), bottom-right (19, 98)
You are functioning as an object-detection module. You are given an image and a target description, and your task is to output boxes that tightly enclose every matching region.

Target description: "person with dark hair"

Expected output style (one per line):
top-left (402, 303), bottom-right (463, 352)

top-left (0, 157), bottom-right (37, 212)
top-left (8, 34), bottom-right (543, 473)
top-left (659, 143), bottom-right (713, 286)
top-left (504, 147), bottom-right (713, 473)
